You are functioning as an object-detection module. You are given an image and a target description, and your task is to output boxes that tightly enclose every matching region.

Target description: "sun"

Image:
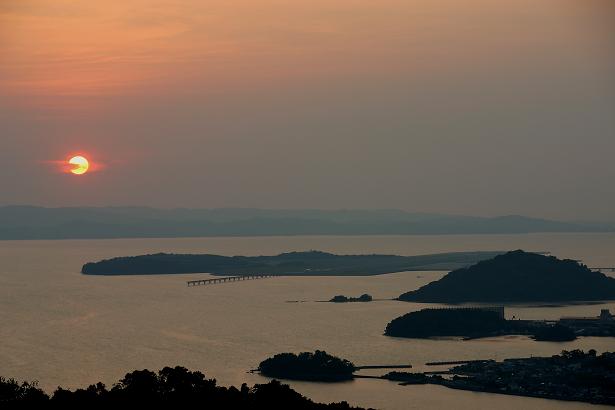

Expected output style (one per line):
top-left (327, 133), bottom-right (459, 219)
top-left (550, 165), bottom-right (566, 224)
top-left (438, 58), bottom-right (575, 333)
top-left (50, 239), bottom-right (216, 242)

top-left (68, 155), bottom-right (90, 175)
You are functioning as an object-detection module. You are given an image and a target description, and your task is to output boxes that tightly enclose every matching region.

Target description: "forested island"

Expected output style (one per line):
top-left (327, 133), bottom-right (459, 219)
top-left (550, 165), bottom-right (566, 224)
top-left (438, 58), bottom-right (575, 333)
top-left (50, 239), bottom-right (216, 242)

top-left (385, 307), bottom-right (509, 339)
top-left (81, 250), bottom-right (502, 276)
top-left (257, 351), bottom-right (356, 382)
top-left (384, 350), bottom-right (615, 405)
top-left (0, 366), bottom-right (365, 408)
top-left (384, 307), bottom-right (615, 340)
top-left (330, 294), bottom-right (373, 303)
top-left (398, 250), bottom-right (615, 303)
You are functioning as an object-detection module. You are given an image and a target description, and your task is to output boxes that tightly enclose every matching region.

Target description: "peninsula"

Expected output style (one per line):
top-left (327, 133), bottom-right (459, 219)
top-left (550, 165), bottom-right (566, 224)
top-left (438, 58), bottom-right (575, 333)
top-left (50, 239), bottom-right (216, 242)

top-left (398, 250), bottom-right (615, 303)
top-left (81, 250), bottom-right (502, 276)
top-left (384, 306), bottom-right (615, 340)
top-left (384, 350), bottom-right (615, 405)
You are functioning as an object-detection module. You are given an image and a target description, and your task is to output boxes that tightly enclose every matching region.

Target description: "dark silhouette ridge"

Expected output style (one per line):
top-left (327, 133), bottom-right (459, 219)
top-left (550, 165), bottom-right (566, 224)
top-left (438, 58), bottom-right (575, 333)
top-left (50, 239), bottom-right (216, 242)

top-left (0, 366), bottom-right (366, 408)
top-left (398, 250), bottom-right (615, 303)
top-left (258, 351), bottom-right (356, 382)
top-left (2, 206), bottom-right (610, 240)
top-left (81, 250), bottom-right (503, 276)
top-left (0, 377), bottom-right (48, 403)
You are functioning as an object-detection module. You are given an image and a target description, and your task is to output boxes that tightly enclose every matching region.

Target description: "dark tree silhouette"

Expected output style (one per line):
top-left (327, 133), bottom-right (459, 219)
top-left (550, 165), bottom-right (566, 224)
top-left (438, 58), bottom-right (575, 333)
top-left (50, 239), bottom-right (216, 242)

top-left (1, 367), bottom-right (366, 408)
top-left (0, 377), bottom-right (47, 403)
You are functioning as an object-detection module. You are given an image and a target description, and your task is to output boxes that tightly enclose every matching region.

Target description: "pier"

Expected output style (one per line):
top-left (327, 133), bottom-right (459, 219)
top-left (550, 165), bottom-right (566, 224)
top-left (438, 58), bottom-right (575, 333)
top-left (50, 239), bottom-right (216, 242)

top-left (187, 274), bottom-right (277, 287)
top-left (355, 364), bottom-right (413, 370)
top-left (426, 360), bottom-right (490, 366)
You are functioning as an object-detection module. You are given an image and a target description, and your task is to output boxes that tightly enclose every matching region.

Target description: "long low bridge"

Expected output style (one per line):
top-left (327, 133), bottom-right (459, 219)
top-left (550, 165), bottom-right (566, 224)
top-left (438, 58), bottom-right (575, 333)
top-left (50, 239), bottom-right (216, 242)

top-left (187, 274), bottom-right (278, 287)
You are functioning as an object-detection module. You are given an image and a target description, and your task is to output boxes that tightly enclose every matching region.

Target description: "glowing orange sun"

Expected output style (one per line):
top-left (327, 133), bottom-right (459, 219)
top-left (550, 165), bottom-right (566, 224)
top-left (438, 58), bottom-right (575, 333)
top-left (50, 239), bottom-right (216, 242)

top-left (68, 155), bottom-right (90, 175)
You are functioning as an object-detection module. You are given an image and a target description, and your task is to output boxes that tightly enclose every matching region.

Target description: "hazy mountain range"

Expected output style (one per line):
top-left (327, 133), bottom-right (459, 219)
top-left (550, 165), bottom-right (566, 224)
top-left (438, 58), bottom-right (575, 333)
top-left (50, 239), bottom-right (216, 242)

top-left (0, 206), bottom-right (613, 240)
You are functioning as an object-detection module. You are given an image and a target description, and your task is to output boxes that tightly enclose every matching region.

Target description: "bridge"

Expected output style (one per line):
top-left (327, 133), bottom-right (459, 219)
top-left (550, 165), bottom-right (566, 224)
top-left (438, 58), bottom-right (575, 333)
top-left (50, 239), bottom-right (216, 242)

top-left (590, 267), bottom-right (615, 273)
top-left (187, 274), bottom-right (278, 287)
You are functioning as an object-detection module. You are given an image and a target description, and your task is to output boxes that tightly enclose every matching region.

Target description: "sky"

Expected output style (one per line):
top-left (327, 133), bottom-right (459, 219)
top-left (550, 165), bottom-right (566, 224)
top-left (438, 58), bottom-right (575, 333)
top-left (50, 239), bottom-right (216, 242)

top-left (1, 0), bottom-right (614, 220)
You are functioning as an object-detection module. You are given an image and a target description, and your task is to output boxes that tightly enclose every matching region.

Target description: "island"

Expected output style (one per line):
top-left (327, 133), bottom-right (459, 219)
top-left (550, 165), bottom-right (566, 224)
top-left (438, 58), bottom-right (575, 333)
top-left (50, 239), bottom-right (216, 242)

top-left (0, 366), bottom-right (365, 408)
top-left (398, 250), bottom-right (615, 303)
top-left (384, 306), bottom-right (615, 340)
top-left (330, 294), bottom-right (373, 303)
top-left (531, 323), bottom-right (576, 341)
top-left (383, 350), bottom-right (615, 405)
top-left (81, 250), bottom-right (503, 276)
top-left (385, 307), bottom-right (510, 339)
top-left (257, 351), bottom-right (356, 382)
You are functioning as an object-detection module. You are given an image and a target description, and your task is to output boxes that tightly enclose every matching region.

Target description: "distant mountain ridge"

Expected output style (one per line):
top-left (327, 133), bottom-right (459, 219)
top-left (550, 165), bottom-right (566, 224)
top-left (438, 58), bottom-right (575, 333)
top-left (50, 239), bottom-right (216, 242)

top-left (0, 206), bottom-right (612, 240)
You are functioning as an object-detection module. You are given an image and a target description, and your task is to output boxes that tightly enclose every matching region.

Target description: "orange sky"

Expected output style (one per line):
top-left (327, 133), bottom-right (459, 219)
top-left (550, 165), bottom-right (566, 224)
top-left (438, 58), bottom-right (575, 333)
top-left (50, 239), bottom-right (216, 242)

top-left (1, 0), bottom-right (614, 219)
top-left (2, 0), bottom-right (610, 110)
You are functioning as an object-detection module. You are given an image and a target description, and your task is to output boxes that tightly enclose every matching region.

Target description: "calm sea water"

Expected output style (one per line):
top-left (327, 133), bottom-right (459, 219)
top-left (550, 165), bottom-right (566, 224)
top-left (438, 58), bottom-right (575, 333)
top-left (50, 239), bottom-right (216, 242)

top-left (1, 233), bottom-right (614, 409)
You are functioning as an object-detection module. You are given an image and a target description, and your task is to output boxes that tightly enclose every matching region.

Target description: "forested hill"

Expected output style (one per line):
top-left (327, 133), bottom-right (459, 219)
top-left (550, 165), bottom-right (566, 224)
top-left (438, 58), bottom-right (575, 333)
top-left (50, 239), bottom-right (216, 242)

top-left (399, 250), bottom-right (615, 303)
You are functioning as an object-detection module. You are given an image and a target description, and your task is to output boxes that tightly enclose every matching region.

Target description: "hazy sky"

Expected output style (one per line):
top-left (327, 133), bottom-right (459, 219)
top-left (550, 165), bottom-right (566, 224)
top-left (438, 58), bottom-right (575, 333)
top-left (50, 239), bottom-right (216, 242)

top-left (1, 0), bottom-right (614, 220)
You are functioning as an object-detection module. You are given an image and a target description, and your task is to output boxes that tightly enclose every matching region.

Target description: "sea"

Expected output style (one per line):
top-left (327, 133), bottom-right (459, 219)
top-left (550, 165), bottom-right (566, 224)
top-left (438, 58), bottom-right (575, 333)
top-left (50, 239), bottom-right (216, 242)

top-left (1, 233), bottom-right (614, 409)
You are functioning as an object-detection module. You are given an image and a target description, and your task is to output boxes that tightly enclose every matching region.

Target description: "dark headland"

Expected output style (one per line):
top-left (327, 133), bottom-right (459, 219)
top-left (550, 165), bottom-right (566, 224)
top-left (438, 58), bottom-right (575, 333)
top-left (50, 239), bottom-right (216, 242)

top-left (384, 306), bottom-right (615, 340)
top-left (254, 349), bottom-right (615, 405)
top-left (398, 250), bottom-right (615, 303)
top-left (81, 250), bottom-right (502, 276)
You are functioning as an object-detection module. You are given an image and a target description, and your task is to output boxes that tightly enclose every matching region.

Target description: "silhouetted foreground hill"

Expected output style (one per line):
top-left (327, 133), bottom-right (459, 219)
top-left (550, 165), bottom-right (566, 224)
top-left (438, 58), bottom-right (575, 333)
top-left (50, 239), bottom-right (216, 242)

top-left (258, 351), bottom-right (355, 382)
top-left (0, 366), bottom-right (365, 408)
top-left (82, 250), bottom-right (502, 276)
top-left (2, 206), bottom-right (610, 240)
top-left (399, 250), bottom-right (615, 303)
